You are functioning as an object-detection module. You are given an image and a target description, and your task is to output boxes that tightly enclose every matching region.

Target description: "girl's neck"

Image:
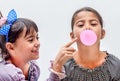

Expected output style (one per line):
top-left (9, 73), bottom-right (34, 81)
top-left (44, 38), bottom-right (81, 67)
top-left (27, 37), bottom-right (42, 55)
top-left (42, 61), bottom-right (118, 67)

top-left (74, 45), bottom-right (107, 69)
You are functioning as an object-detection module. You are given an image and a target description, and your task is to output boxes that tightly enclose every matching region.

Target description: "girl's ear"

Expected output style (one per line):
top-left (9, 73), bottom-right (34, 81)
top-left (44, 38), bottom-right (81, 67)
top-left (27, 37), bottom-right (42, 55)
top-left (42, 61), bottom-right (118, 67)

top-left (101, 29), bottom-right (105, 39)
top-left (5, 43), bottom-right (14, 55)
top-left (70, 32), bottom-right (75, 40)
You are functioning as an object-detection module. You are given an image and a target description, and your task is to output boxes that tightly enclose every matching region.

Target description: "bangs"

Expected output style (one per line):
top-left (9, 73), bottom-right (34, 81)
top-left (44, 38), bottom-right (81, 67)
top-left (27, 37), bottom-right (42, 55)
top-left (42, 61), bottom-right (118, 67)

top-left (24, 26), bottom-right (37, 37)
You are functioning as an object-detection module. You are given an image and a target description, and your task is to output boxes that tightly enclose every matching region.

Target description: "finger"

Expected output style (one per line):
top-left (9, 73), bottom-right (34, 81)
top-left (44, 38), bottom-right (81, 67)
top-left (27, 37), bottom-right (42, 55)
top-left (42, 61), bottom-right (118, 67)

top-left (63, 51), bottom-right (75, 55)
top-left (64, 37), bottom-right (77, 47)
top-left (60, 52), bottom-right (75, 64)
top-left (59, 54), bottom-right (73, 64)
top-left (64, 47), bottom-right (76, 52)
top-left (65, 51), bottom-right (76, 56)
top-left (55, 51), bottom-right (76, 67)
top-left (55, 50), bottom-right (74, 60)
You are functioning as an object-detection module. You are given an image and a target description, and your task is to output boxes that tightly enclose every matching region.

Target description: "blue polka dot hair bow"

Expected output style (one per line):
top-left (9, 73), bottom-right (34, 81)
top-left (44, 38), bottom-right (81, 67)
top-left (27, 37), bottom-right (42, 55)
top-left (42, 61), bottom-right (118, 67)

top-left (0, 9), bottom-right (17, 42)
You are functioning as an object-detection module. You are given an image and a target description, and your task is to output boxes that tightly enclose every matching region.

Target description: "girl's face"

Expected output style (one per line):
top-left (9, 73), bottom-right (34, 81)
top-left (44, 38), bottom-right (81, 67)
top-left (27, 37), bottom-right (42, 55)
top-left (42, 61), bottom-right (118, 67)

top-left (71, 11), bottom-right (105, 45)
top-left (12, 27), bottom-right (40, 62)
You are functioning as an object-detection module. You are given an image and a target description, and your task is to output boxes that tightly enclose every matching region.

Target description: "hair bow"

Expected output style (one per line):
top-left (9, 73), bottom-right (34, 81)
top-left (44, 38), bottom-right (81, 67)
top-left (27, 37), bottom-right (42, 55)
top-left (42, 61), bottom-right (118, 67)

top-left (0, 9), bottom-right (17, 42)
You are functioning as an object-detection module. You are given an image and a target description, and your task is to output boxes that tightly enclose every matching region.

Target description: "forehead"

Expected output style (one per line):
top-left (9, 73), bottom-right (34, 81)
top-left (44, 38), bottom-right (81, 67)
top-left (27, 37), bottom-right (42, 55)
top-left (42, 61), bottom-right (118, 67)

top-left (75, 11), bottom-right (99, 21)
top-left (19, 27), bottom-right (37, 38)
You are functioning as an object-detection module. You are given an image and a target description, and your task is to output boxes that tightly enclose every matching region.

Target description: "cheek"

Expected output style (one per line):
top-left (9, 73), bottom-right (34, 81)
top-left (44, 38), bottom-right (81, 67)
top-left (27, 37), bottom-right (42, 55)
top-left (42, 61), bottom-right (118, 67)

top-left (73, 29), bottom-right (82, 41)
top-left (95, 30), bottom-right (102, 39)
top-left (25, 45), bottom-right (32, 52)
top-left (17, 44), bottom-right (31, 53)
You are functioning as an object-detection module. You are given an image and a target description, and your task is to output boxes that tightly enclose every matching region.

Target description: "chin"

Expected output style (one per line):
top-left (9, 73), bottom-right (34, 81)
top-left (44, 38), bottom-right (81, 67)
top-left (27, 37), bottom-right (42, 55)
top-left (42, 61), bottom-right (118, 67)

top-left (34, 55), bottom-right (39, 60)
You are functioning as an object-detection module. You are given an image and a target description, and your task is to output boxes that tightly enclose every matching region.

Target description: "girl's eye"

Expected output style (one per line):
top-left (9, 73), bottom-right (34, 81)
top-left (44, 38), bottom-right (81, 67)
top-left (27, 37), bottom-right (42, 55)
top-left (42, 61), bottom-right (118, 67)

top-left (77, 23), bottom-right (84, 28)
top-left (91, 21), bottom-right (98, 27)
top-left (91, 24), bottom-right (97, 27)
top-left (36, 36), bottom-right (39, 40)
top-left (76, 21), bottom-right (84, 28)
top-left (78, 24), bottom-right (84, 28)
top-left (28, 38), bottom-right (34, 42)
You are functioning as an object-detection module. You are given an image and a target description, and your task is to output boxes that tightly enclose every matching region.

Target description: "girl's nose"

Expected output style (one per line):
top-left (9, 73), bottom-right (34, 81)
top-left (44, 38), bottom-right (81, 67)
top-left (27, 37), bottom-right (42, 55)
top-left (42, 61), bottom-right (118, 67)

top-left (35, 40), bottom-right (40, 48)
top-left (85, 27), bottom-right (91, 30)
top-left (85, 23), bottom-right (91, 30)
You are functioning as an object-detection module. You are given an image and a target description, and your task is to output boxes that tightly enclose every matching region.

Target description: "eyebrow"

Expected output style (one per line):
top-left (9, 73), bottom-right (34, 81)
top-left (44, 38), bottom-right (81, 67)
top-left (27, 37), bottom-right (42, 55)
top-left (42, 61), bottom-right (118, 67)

top-left (90, 19), bottom-right (99, 22)
top-left (25, 34), bottom-right (38, 39)
top-left (76, 20), bottom-right (84, 24)
top-left (76, 19), bottom-right (98, 24)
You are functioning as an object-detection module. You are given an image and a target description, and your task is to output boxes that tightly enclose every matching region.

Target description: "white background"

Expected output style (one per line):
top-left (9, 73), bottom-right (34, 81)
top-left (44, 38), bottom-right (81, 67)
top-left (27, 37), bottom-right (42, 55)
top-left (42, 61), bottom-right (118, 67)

top-left (0, 0), bottom-right (120, 81)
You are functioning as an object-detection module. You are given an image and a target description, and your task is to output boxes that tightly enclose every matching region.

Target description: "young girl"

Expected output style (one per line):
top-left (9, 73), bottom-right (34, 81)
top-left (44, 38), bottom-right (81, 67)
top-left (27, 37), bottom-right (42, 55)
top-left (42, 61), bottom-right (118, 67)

top-left (47, 7), bottom-right (120, 81)
top-left (0, 9), bottom-right (40, 81)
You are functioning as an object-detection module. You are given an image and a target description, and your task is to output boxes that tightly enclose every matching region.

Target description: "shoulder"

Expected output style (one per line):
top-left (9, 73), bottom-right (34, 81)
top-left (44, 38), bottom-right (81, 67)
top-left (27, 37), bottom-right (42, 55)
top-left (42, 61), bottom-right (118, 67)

top-left (106, 53), bottom-right (120, 78)
top-left (0, 64), bottom-right (12, 80)
top-left (0, 61), bottom-right (25, 80)
top-left (107, 53), bottom-right (120, 67)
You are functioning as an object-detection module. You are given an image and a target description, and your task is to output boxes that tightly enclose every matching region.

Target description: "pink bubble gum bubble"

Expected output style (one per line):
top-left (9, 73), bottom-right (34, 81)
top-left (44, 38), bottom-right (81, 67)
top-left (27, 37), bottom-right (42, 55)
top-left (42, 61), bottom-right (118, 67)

top-left (80, 30), bottom-right (97, 46)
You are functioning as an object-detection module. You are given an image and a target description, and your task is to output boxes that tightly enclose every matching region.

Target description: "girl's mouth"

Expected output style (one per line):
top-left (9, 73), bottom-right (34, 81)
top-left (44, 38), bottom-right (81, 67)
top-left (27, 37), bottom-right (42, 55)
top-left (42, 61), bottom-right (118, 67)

top-left (80, 30), bottom-right (97, 46)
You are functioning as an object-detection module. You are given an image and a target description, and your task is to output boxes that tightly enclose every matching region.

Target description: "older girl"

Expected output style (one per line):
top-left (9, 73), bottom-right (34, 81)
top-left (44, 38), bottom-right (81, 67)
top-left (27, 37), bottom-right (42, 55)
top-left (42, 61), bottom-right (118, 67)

top-left (47, 7), bottom-right (120, 81)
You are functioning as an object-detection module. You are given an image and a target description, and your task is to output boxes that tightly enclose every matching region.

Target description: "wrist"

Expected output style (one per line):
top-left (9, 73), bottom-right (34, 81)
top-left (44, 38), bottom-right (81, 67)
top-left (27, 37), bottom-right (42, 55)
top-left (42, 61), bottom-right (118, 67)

top-left (49, 68), bottom-right (66, 79)
top-left (52, 62), bottom-right (63, 72)
top-left (49, 60), bottom-right (66, 79)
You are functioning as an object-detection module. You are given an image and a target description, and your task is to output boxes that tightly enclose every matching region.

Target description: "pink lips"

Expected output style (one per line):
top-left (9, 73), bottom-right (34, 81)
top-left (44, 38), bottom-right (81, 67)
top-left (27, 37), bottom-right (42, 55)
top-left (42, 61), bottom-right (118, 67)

top-left (80, 30), bottom-right (97, 46)
top-left (32, 50), bottom-right (39, 55)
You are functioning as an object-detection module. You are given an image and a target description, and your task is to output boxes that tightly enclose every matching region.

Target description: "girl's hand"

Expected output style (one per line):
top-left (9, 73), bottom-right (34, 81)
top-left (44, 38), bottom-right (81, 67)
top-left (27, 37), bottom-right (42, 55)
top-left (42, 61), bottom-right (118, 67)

top-left (52, 37), bottom-right (77, 72)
